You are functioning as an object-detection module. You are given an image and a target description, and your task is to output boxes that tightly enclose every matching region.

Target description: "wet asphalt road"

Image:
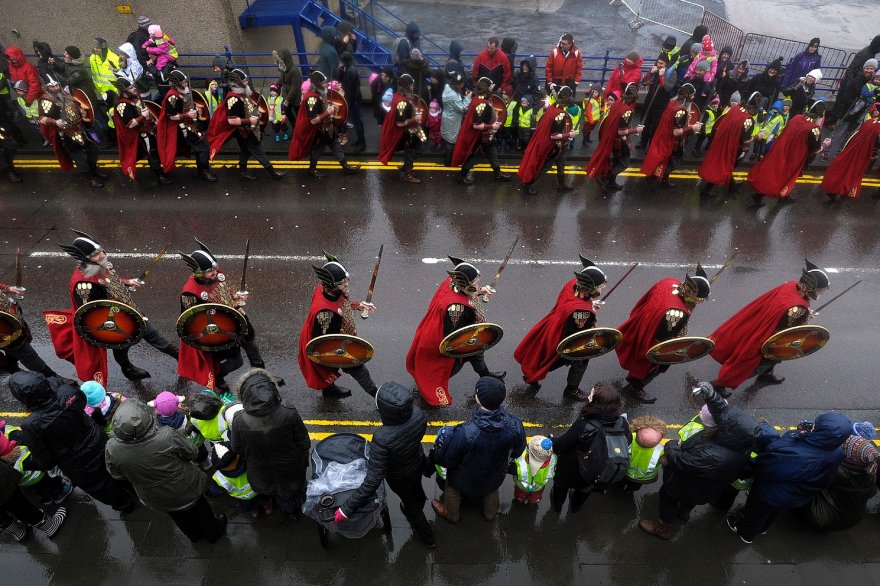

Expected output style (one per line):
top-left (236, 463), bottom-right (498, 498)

top-left (2, 149), bottom-right (880, 584)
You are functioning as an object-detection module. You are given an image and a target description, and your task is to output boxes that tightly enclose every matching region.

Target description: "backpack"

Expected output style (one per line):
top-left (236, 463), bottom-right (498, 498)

top-left (577, 417), bottom-right (630, 489)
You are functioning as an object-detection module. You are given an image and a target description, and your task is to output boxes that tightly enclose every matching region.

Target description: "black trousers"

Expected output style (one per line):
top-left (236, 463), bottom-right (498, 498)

top-left (398, 135), bottom-right (422, 172)
top-left (64, 140), bottom-right (100, 176)
top-left (525, 145), bottom-right (567, 186)
top-left (461, 141), bottom-right (501, 174)
top-left (112, 322), bottom-right (170, 367)
top-left (235, 133), bottom-right (272, 170)
top-left (550, 483), bottom-right (592, 513)
top-left (138, 134), bottom-right (164, 176)
top-left (388, 468), bottom-right (428, 523)
top-left (4, 322), bottom-right (55, 376)
top-left (0, 137), bottom-right (18, 171)
top-left (0, 486), bottom-right (43, 525)
top-left (67, 462), bottom-right (134, 511)
top-left (547, 358), bottom-right (589, 387)
top-left (443, 139), bottom-right (456, 166)
top-left (338, 364), bottom-right (376, 393)
top-left (348, 100), bottom-right (365, 146)
top-left (450, 354), bottom-right (493, 378)
top-left (167, 496), bottom-right (225, 543)
top-left (607, 143), bottom-right (631, 182)
top-left (658, 482), bottom-right (687, 524)
top-left (736, 491), bottom-right (781, 541)
top-left (309, 132), bottom-right (346, 168)
top-left (184, 133), bottom-right (210, 170)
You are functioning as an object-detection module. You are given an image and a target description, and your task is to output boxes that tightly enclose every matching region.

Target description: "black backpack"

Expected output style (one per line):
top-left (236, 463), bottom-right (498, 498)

top-left (577, 417), bottom-right (630, 489)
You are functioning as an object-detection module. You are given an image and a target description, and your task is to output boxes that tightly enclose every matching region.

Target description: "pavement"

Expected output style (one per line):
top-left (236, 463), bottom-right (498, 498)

top-left (3, 117), bottom-right (880, 584)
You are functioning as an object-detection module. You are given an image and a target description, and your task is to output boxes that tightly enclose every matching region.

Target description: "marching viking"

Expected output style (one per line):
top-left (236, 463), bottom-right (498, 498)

top-left (406, 257), bottom-right (505, 407)
top-left (513, 257), bottom-right (606, 401)
top-left (45, 231), bottom-right (178, 383)
top-left (517, 85), bottom-right (578, 194)
top-left (450, 76), bottom-right (510, 185)
top-left (0, 282), bottom-right (57, 377)
top-left (697, 91), bottom-right (758, 196)
top-left (585, 83), bottom-right (642, 192)
top-left (157, 70), bottom-right (217, 182)
top-left (178, 241), bottom-right (265, 394)
top-left (821, 103), bottom-right (880, 200)
top-left (288, 71), bottom-right (360, 178)
top-left (206, 68), bottom-right (286, 181)
top-left (112, 73), bottom-right (172, 184)
top-left (615, 266), bottom-right (711, 404)
top-left (37, 73), bottom-right (106, 188)
top-left (640, 83), bottom-right (701, 188)
top-left (709, 260), bottom-right (829, 397)
top-left (296, 254), bottom-right (377, 399)
top-left (377, 73), bottom-right (424, 184)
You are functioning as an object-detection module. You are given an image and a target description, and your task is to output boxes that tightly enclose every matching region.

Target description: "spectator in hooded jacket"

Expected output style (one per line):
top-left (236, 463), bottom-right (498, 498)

top-left (431, 376), bottom-right (526, 524)
top-left (338, 51), bottom-right (365, 152)
top-left (658, 35), bottom-right (679, 65)
top-left (501, 38), bottom-right (518, 80)
top-left (396, 21), bottom-right (421, 66)
top-left (334, 21), bottom-right (357, 57)
top-left (727, 412), bottom-right (852, 543)
top-left (830, 35), bottom-right (880, 125)
top-left (3, 47), bottom-right (41, 106)
top-left (445, 40), bottom-right (466, 82)
top-left (230, 369), bottom-right (310, 516)
top-left (273, 48), bottom-right (303, 123)
top-left (545, 33), bottom-right (583, 95)
top-left (604, 50), bottom-right (643, 100)
top-left (678, 24), bottom-right (708, 60)
top-left (126, 15), bottom-right (152, 67)
top-left (316, 26), bottom-right (339, 80)
top-left (745, 57), bottom-right (783, 109)
top-left (782, 38), bottom-right (822, 87)
top-left (718, 59), bottom-right (749, 106)
top-left (32, 42), bottom-right (55, 79)
top-left (472, 37), bottom-right (512, 96)
top-left (334, 382), bottom-right (435, 548)
top-left (370, 67), bottom-right (395, 125)
top-left (441, 72), bottom-right (471, 164)
top-left (512, 56), bottom-right (540, 102)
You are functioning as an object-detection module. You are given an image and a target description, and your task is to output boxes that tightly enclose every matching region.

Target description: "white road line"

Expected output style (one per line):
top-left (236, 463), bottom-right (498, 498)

top-left (29, 251), bottom-right (326, 261)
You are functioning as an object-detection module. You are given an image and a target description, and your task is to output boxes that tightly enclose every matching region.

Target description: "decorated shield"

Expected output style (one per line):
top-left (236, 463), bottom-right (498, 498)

top-left (0, 310), bottom-right (24, 349)
top-left (72, 88), bottom-right (95, 128)
top-left (176, 303), bottom-right (248, 352)
top-left (73, 300), bottom-right (146, 350)
top-left (439, 323), bottom-right (504, 358)
top-left (192, 90), bottom-right (210, 123)
top-left (252, 92), bottom-right (270, 131)
top-left (556, 327), bottom-right (622, 361)
top-left (761, 325), bottom-right (830, 361)
top-left (646, 336), bottom-right (715, 365)
top-left (305, 334), bottom-right (375, 368)
top-left (143, 100), bottom-right (162, 119)
top-left (688, 102), bottom-right (701, 126)
top-left (489, 95), bottom-right (507, 126)
top-left (327, 88), bottom-right (349, 123)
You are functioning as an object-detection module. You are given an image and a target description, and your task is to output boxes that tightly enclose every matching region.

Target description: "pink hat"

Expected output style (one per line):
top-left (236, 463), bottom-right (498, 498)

top-left (148, 24), bottom-right (163, 37)
top-left (702, 34), bottom-right (714, 53)
top-left (149, 391), bottom-right (184, 417)
top-left (699, 401), bottom-right (727, 427)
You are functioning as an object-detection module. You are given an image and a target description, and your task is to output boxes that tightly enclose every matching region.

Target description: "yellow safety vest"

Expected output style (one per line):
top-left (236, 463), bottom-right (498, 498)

top-left (269, 95), bottom-right (284, 122)
top-left (5, 425), bottom-right (44, 487)
top-left (567, 106), bottom-right (583, 133)
top-left (678, 414), bottom-right (703, 442)
top-left (504, 101), bottom-right (516, 128)
top-left (703, 109), bottom-right (718, 134)
top-left (518, 107), bottom-right (534, 129)
top-left (17, 96), bottom-right (38, 119)
top-left (212, 470), bottom-right (257, 500)
top-left (89, 50), bottom-right (121, 96)
top-left (191, 405), bottom-right (229, 442)
top-left (207, 91), bottom-right (221, 116)
top-left (626, 434), bottom-right (664, 482)
top-left (512, 450), bottom-right (556, 493)
top-left (582, 97), bottom-right (602, 123)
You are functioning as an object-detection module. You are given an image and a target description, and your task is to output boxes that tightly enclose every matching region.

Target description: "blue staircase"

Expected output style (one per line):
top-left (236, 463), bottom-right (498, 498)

top-left (238, 0), bottom-right (443, 71)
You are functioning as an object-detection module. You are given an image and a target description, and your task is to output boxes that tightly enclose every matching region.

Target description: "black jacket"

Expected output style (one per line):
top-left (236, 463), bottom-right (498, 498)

top-left (344, 382), bottom-right (427, 513)
top-left (746, 71), bottom-right (781, 104)
top-left (512, 56), bottom-right (539, 101)
top-left (230, 369), bottom-right (310, 501)
top-left (276, 48), bottom-right (302, 109)
top-left (796, 461), bottom-right (877, 531)
top-left (32, 41), bottom-right (54, 78)
top-left (126, 26), bottom-right (151, 66)
top-left (552, 411), bottom-right (629, 490)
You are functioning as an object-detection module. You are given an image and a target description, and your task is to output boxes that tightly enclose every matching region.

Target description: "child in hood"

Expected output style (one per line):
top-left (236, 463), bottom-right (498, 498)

top-left (511, 435), bottom-right (556, 504)
top-left (142, 24), bottom-right (178, 71)
top-left (624, 416), bottom-right (668, 492)
top-left (81, 381), bottom-right (127, 439)
top-left (206, 441), bottom-right (271, 518)
top-left (427, 98), bottom-right (443, 150)
top-left (685, 35), bottom-right (718, 84)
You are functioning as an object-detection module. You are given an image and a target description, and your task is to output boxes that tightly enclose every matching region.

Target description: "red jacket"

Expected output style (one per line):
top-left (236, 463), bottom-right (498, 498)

top-left (545, 44), bottom-right (583, 84)
top-left (4, 46), bottom-right (42, 105)
top-left (604, 57), bottom-right (643, 99)
top-left (472, 49), bottom-right (512, 95)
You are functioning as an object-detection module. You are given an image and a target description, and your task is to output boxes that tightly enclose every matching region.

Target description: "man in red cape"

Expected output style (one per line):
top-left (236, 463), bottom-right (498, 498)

top-left (297, 253), bottom-right (377, 399)
top-left (377, 74), bottom-right (424, 183)
top-left (514, 256), bottom-right (606, 401)
top-left (206, 68), bottom-right (285, 181)
top-left (112, 74), bottom-right (171, 184)
top-left (709, 260), bottom-right (828, 397)
top-left (406, 257), bottom-right (505, 407)
top-left (585, 83), bottom-right (642, 192)
top-left (178, 240), bottom-right (264, 394)
top-left (518, 85), bottom-right (578, 194)
top-left (615, 265), bottom-right (711, 404)
top-left (450, 77), bottom-right (510, 184)
top-left (157, 70), bottom-right (216, 182)
top-left (288, 71), bottom-right (360, 178)
top-left (37, 73), bottom-right (106, 188)
top-left (697, 91), bottom-right (757, 195)
top-left (748, 100), bottom-right (829, 206)
top-left (821, 103), bottom-right (880, 200)
top-left (641, 83), bottom-right (701, 187)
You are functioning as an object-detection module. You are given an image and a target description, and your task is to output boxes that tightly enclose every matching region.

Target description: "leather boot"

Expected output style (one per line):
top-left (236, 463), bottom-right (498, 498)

top-left (159, 344), bottom-right (179, 360)
top-left (342, 162), bottom-right (361, 175)
top-left (431, 499), bottom-right (458, 524)
top-left (639, 519), bottom-right (674, 540)
top-left (120, 362), bottom-right (151, 380)
top-left (322, 384), bottom-right (352, 399)
top-left (493, 169), bottom-right (511, 181)
top-left (411, 516), bottom-right (436, 548)
top-left (268, 167), bottom-right (287, 180)
top-left (239, 169), bottom-right (258, 181)
top-left (402, 171), bottom-right (421, 184)
top-left (562, 385), bottom-right (589, 401)
top-left (308, 167), bottom-right (326, 179)
top-left (620, 380), bottom-right (656, 404)
top-left (756, 369), bottom-right (785, 385)
top-left (199, 169), bottom-right (217, 182)
top-left (458, 171), bottom-right (475, 185)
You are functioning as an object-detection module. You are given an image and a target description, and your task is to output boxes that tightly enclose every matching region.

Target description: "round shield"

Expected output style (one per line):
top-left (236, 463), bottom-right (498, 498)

top-left (556, 327), bottom-right (623, 361)
top-left (176, 303), bottom-right (249, 352)
top-left (0, 310), bottom-right (24, 349)
top-left (761, 325), bottom-right (830, 361)
top-left (144, 100), bottom-right (162, 120)
top-left (72, 88), bottom-right (95, 128)
top-left (688, 102), bottom-right (701, 126)
top-left (252, 93), bottom-right (270, 131)
top-left (439, 323), bottom-right (504, 358)
top-left (73, 300), bottom-right (146, 350)
top-left (305, 334), bottom-right (375, 368)
top-left (489, 95), bottom-right (507, 126)
top-left (328, 88), bottom-right (349, 123)
top-left (192, 90), bottom-right (210, 123)
top-left (646, 336), bottom-right (715, 365)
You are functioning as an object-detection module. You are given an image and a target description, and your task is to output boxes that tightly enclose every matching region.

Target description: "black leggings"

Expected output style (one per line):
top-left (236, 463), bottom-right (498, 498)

top-left (0, 486), bottom-right (43, 525)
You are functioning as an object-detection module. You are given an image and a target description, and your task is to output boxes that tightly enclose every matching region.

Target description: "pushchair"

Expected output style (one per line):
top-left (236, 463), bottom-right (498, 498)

top-left (302, 432), bottom-right (392, 548)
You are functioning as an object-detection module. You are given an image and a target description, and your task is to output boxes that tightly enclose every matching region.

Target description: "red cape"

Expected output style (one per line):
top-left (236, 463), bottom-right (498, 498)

top-left (296, 285), bottom-right (345, 390)
top-left (641, 100), bottom-right (685, 179)
top-left (288, 91), bottom-right (322, 161)
top-left (518, 104), bottom-right (564, 184)
top-left (585, 100), bottom-right (633, 180)
top-left (157, 88), bottom-right (190, 174)
top-left (207, 95), bottom-right (238, 161)
top-left (377, 92), bottom-right (410, 165)
top-left (405, 277), bottom-right (473, 406)
top-left (616, 277), bottom-right (690, 379)
top-left (450, 96), bottom-right (488, 167)
top-left (821, 118), bottom-right (880, 199)
top-left (39, 100), bottom-right (73, 171)
top-left (747, 114), bottom-right (817, 198)
top-left (698, 106), bottom-right (751, 185)
top-left (113, 98), bottom-right (142, 180)
top-left (710, 281), bottom-right (808, 388)
top-left (514, 278), bottom-right (595, 384)
top-left (177, 276), bottom-right (218, 390)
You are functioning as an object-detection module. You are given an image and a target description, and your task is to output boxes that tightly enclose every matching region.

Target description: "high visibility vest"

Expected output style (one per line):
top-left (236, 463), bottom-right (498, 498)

top-left (504, 101), bottom-right (516, 128)
top-left (518, 107), bottom-right (534, 129)
top-left (89, 50), bottom-right (121, 96)
top-left (582, 97), bottom-right (602, 124)
top-left (191, 405), bottom-right (229, 442)
top-left (703, 108), bottom-right (718, 134)
top-left (155, 35), bottom-right (179, 60)
top-left (512, 450), bottom-right (556, 493)
top-left (212, 470), bottom-right (257, 500)
top-left (17, 96), bottom-right (38, 119)
top-left (269, 95), bottom-right (284, 122)
top-left (678, 414), bottom-right (703, 442)
top-left (207, 91), bottom-right (221, 116)
top-left (0, 72), bottom-right (8, 96)
top-left (4, 425), bottom-right (44, 487)
top-left (535, 107), bottom-right (545, 122)
top-left (762, 113), bottom-right (785, 140)
top-left (567, 105), bottom-right (583, 133)
top-left (626, 434), bottom-right (664, 482)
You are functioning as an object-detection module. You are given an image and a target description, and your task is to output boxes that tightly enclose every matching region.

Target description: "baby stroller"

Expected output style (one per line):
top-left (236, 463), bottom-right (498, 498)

top-left (303, 432), bottom-right (392, 548)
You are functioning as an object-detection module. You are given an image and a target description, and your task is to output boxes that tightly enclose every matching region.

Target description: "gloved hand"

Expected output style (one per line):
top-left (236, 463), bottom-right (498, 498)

top-left (333, 508), bottom-right (348, 523)
top-left (691, 381), bottom-right (716, 400)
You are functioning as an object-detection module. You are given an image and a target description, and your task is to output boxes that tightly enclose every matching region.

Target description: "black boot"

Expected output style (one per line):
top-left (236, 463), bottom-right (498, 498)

top-left (322, 384), bottom-right (352, 399)
top-left (458, 171), bottom-right (475, 185)
top-left (157, 172), bottom-right (173, 185)
top-left (239, 169), bottom-right (258, 181)
top-left (308, 166), bottom-right (326, 179)
top-left (120, 362), bottom-right (151, 380)
top-left (523, 182), bottom-right (538, 195)
top-left (699, 182), bottom-right (714, 197)
top-left (268, 167), bottom-right (286, 180)
top-left (342, 162), bottom-right (361, 175)
top-left (411, 515), bottom-right (436, 549)
top-left (493, 168), bottom-right (511, 181)
top-left (756, 369), bottom-right (785, 385)
top-left (159, 344), bottom-right (179, 360)
top-left (620, 380), bottom-right (656, 404)
top-left (199, 168), bottom-right (218, 182)
top-left (562, 385), bottom-right (589, 401)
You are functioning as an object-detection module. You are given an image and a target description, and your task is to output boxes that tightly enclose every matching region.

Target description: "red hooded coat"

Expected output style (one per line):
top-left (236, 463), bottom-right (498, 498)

top-left (604, 56), bottom-right (643, 100)
top-left (4, 47), bottom-right (42, 105)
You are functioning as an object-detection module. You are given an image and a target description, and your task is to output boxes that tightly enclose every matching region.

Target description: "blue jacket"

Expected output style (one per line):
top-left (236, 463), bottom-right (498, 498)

top-left (751, 412), bottom-right (851, 508)
top-left (434, 407), bottom-right (526, 496)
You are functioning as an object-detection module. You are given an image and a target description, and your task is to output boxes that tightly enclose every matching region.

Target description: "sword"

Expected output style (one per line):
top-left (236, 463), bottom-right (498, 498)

top-left (600, 262), bottom-right (639, 302)
top-left (13, 247), bottom-right (24, 298)
top-left (481, 236), bottom-right (519, 303)
top-left (237, 239), bottom-right (251, 305)
top-left (136, 242), bottom-right (171, 283)
top-left (709, 251), bottom-right (739, 284)
top-left (361, 244), bottom-right (383, 319)
top-left (813, 280), bottom-right (861, 314)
